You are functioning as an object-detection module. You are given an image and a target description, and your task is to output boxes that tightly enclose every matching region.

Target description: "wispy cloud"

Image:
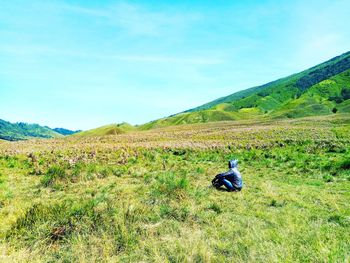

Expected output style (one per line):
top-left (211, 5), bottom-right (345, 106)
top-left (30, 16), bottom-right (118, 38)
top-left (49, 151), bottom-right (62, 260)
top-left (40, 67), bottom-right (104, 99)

top-left (290, 0), bottom-right (350, 66)
top-left (112, 2), bottom-right (201, 36)
top-left (61, 4), bottom-right (108, 18)
top-left (61, 1), bottom-right (201, 37)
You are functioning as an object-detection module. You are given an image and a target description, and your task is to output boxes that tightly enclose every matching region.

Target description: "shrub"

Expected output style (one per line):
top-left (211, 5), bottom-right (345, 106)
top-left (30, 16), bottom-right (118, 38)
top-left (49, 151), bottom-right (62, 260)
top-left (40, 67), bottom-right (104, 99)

top-left (341, 88), bottom-right (350, 100)
top-left (41, 166), bottom-right (66, 187)
top-left (6, 158), bottom-right (18, 168)
top-left (151, 172), bottom-right (189, 199)
top-left (323, 174), bottom-right (334, 183)
top-left (339, 158), bottom-right (350, 170)
top-left (208, 203), bottom-right (222, 214)
top-left (329, 96), bottom-right (343, 103)
top-left (111, 166), bottom-right (128, 177)
top-left (328, 214), bottom-right (350, 227)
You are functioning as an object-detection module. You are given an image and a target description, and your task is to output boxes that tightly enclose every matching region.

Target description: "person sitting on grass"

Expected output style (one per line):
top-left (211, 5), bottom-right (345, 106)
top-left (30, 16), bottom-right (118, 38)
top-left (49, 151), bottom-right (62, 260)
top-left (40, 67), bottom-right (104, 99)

top-left (212, 159), bottom-right (243, 192)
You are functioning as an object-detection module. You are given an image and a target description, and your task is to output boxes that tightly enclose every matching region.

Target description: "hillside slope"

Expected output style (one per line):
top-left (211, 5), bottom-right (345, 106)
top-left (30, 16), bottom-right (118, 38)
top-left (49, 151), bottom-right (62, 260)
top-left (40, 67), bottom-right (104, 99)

top-left (74, 123), bottom-right (136, 137)
top-left (140, 51), bottom-right (350, 129)
top-left (0, 119), bottom-right (63, 141)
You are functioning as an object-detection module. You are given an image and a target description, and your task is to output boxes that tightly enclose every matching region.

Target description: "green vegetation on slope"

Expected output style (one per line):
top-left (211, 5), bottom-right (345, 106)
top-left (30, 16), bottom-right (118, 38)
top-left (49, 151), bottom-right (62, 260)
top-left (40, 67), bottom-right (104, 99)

top-left (272, 70), bottom-right (350, 118)
top-left (0, 115), bottom-right (349, 262)
top-left (140, 110), bottom-right (238, 130)
top-left (74, 122), bottom-right (136, 137)
top-left (0, 119), bottom-right (63, 141)
top-left (188, 51), bottom-right (350, 113)
top-left (138, 52), bottom-right (350, 130)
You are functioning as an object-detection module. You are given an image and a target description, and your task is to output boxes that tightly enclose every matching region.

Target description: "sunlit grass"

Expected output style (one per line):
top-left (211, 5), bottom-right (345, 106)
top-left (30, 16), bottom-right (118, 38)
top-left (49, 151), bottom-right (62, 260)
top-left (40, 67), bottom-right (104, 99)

top-left (0, 115), bottom-right (349, 262)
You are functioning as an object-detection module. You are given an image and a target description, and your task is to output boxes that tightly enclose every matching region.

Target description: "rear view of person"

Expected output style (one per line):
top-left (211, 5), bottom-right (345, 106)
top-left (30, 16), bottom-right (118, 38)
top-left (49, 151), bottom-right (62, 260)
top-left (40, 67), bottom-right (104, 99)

top-left (212, 159), bottom-right (243, 192)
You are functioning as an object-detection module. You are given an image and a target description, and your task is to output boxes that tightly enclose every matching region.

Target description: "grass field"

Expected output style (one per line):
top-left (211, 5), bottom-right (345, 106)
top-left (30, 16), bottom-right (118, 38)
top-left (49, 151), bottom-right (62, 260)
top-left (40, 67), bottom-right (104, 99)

top-left (1, 114), bottom-right (350, 262)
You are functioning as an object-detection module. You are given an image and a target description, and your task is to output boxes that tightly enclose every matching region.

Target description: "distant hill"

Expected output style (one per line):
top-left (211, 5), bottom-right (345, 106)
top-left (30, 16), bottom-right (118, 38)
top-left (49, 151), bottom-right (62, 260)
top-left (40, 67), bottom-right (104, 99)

top-left (53, 128), bottom-right (81, 136)
top-left (139, 51), bottom-right (350, 129)
top-left (0, 120), bottom-right (81, 141)
top-left (0, 119), bottom-right (64, 141)
top-left (74, 123), bottom-right (135, 137)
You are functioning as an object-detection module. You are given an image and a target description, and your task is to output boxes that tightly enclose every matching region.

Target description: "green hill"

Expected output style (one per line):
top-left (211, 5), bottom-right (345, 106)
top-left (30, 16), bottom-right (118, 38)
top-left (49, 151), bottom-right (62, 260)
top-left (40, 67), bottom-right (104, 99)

top-left (74, 122), bottom-right (136, 137)
top-left (0, 119), bottom-right (63, 141)
top-left (140, 51), bottom-right (350, 129)
top-left (53, 128), bottom-right (81, 136)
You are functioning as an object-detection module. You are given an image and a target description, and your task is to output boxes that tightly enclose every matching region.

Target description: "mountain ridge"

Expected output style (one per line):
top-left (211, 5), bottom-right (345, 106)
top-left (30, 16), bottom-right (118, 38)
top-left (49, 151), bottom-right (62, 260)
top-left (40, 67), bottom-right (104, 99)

top-left (186, 51), bottom-right (350, 113)
top-left (0, 119), bottom-right (79, 141)
top-left (137, 51), bottom-right (350, 130)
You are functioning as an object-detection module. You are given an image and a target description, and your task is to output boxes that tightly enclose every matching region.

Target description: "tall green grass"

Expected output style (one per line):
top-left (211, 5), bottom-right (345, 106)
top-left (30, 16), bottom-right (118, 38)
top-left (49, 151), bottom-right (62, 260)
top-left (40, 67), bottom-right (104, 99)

top-left (0, 116), bottom-right (349, 262)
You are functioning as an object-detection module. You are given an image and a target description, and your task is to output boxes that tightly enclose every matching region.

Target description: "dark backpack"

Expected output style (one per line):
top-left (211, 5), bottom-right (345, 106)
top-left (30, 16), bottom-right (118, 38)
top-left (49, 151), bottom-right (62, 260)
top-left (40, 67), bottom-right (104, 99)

top-left (212, 173), bottom-right (224, 188)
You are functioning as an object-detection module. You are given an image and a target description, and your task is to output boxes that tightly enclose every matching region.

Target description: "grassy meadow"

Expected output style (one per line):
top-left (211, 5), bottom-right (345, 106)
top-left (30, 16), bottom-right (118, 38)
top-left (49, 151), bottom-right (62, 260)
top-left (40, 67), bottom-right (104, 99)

top-left (0, 114), bottom-right (350, 262)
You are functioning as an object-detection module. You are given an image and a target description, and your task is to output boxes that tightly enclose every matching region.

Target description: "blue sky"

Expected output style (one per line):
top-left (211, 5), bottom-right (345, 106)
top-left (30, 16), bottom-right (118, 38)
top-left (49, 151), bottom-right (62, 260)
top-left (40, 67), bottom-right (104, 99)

top-left (1, 0), bottom-right (349, 130)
